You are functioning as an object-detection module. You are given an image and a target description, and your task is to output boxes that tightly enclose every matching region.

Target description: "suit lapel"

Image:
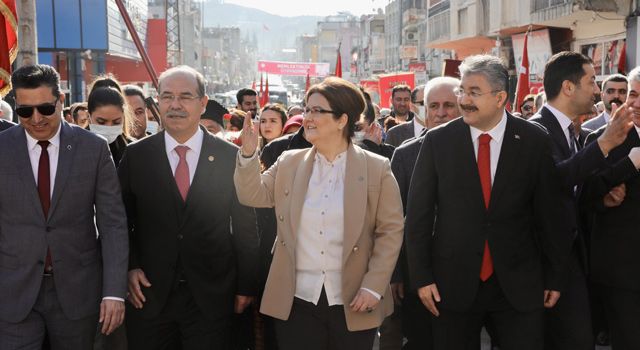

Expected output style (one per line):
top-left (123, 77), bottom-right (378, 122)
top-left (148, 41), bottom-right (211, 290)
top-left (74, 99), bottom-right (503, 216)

top-left (541, 107), bottom-right (572, 159)
top-left (288, 148), bottom-right (315, 248)
top-left (342, 145), bottom-right (367, 264)
top-left (48, 123), bottom-right (77, 220)
top-left (10, 126), bottom-right (43, 218)
top-left (489, 115), bottom-right (522, 211)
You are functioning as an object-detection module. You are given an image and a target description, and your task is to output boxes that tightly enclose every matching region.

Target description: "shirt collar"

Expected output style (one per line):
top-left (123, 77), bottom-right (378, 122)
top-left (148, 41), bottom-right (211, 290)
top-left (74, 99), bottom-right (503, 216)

top-left (314, 149), bottom-right (347, 166)
top-left (164, 128), bottom-right (203, 155)
top-left (413, 118), bottom-right (424, 136)
top-left (544, 103), bottom-right (572, 131)
top-left (26, 122), bottom-right (62, 151)
top-left (469, 109), bottom-right (508, 144)
top-left (635, 124), bottom-right (640, 139)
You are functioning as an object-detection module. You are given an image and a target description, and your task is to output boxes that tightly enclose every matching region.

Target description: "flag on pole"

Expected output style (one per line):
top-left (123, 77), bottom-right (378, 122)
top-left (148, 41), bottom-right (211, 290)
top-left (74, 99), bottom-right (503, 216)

top-left (251, 79), bottom-right (256, 91)
top-left (0, 0), bottom-right (18, 96)
top-left (607, 40), bottom-right (618, 73)
top-left (305, 69), bottom-right (310, 93)
top-left (259, 73), bottom-right (264, 101)
top-left (514, 29), bottom-right (530, 114)
top-left (618, 40), bottom-right (626, 74)
top-left (260, 74), bottom-right (269, 107)
top-left (334, 43), bottom-right (342, 78)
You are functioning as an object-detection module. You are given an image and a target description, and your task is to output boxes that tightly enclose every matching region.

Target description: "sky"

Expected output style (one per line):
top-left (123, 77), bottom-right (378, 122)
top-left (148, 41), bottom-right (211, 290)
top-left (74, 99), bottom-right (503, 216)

top-left (221, 0), bottom-right (388, 17)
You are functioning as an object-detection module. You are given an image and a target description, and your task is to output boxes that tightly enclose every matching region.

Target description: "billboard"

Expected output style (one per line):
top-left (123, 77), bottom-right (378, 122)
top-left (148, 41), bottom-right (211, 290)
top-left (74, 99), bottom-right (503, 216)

top-left (512, 29), bottom-right (552, 90)
top-left (257, 60), bottom-right (330, 77)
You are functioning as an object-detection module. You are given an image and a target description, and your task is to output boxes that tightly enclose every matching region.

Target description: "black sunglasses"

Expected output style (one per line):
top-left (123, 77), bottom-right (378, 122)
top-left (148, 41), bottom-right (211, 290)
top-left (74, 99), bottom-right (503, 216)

top-left (15, 97), bottom-right (59, 118)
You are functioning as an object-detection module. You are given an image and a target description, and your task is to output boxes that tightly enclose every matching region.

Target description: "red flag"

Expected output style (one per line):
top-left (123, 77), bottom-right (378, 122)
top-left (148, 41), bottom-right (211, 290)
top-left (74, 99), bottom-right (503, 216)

top-left (260, 74), bottom-right (269, 107)
top-left (618, 40), bottom-right (626, 74)
top-left (514, 31), bottom-right (530, 114)
top-left (334, 44), bottom-right (342, 78)
top-left (0, 0), bottom-right (18, 96)
top-left (259, 73), bottom-right (264, 100)
top-left (251, 79), bottom-right (256, 90)
top-left (608, 40), bottom-right (618, 73)
top-left (305, 70), bottom-right (310, 93)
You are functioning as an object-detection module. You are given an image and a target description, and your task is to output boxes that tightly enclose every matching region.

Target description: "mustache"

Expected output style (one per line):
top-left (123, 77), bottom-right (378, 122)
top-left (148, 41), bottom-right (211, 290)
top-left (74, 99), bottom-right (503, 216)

top-left (608, 98), bottom-right (623, 106)
top-left (166, 111), bottom-right (188, 118)
top-left (460, 104), bottom-right (478, 112)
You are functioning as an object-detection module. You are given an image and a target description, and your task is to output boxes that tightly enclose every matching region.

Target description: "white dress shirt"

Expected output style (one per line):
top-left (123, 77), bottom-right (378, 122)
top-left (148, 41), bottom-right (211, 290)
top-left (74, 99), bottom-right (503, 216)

top-left (469, 110), bottom-right (508, 182)
top-left (413, 118), bottom-right (425, 138)
top-left (26, 125), bottom-right (122, 302)
top-left (164, 129), bottom-right (203, 183)
top-left (635, 125), bottom-right (640, 139)
top-left (26, 124), bottom-right (61, 197)
top-left (545, 104), bottom-right (574, 149)
top-left (602, 111), bottom-right (611, 124)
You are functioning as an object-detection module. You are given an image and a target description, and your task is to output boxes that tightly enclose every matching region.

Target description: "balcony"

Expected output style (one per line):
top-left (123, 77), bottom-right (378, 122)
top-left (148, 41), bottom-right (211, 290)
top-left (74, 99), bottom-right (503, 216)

top-left (531, 0), bottom-right (573, 23)
top-left (532, 0), bottom-right (571, 11)
top-left (428, 9), bottom-right (450, 42)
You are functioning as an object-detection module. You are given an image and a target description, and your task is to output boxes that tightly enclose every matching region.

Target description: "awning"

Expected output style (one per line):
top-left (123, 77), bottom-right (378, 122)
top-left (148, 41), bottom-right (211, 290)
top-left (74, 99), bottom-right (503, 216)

top-left (428, 35), bottom-right (496, 58)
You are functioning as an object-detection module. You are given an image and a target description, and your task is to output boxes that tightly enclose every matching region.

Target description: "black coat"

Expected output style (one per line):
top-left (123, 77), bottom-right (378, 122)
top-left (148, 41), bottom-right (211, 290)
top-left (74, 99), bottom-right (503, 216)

top-left (260, 127), bottom-right (312, 169)
top-left (405, 114), bottom-right (571, 312)
top-left (0, 119), bottom-right (15, 132)
top-left (118, 128), bottom-right (259, 320)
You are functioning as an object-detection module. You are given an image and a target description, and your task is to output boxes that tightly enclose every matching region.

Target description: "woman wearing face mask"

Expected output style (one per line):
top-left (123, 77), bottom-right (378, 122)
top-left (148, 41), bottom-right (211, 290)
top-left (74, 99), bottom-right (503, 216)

top-left (353, 101), bottom-right (395, 160)
top-left (87, 86), bottom-right (135, 166)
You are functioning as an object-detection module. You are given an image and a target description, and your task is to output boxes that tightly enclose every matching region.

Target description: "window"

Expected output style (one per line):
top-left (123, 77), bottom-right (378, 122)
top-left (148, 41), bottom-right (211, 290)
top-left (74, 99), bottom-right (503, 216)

top-left (458, 8), bottom-right (468, 35)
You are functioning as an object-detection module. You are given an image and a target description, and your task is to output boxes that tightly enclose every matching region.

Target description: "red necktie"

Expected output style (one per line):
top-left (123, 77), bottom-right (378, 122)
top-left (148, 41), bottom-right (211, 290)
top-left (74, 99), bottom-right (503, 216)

top-left (477, 134), bottom-right (493, 281)
top-left (174, 146), bottom-right (190, 201)
top-left (37, 141), bottom-right (53, 273)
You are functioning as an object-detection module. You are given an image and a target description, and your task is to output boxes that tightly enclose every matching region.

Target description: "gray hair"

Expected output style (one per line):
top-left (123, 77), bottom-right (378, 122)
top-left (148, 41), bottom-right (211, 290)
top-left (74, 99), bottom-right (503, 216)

top-left (424, 77), bottom-right (461, 103)
top-left (158, 65), bottom-right (206, 97)
top-left (0, 100), bottom-right (12, 121)
top-left (458, 55), bottom-right (509, 93)
top-left (629, 66), bottom-right (640, 84)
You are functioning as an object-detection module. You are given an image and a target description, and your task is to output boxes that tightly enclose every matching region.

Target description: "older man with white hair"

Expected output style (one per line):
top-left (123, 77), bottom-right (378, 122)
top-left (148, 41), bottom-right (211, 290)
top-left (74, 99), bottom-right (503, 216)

top-left (0, 99), bottom-right (15, 131)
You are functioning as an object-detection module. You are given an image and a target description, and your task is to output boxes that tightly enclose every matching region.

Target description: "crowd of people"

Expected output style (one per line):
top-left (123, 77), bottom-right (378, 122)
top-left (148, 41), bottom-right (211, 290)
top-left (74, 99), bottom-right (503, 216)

top-left (0, 49), bottom-right (638, 350)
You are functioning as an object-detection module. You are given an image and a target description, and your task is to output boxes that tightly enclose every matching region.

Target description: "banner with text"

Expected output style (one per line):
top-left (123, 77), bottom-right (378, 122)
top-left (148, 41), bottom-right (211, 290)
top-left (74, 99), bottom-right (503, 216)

top-left (257, 60), bottom-right (330, 77)
top-left (378, 72), bottom-right (415, 108)
top-left (512, 29), bottom-right (552, 92)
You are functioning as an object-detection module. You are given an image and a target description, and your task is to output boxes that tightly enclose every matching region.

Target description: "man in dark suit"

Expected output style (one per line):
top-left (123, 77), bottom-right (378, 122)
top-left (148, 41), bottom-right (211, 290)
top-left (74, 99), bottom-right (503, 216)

top-left (385, 85), bottom-right (424, 147)
top-left (405, 55), bottom-right (571, 350)
top-left (582, 66), bottom-right (640, 349)
top-left (529, 52), bottom-right (633, 350)
top-left (390, 76), bottom-right (460, 350)
top-left (0, 64), bottom-right (128, 349)
top-left (120, 65), bottom-right (259, 349)
top-left (583, 74), bottom-right (628, 131)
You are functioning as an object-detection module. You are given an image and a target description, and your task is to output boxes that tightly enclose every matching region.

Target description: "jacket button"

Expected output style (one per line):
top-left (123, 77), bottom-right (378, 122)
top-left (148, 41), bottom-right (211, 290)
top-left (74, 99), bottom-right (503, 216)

top-left (353, 246), bottom-right (359, 252)
top-left (281, 241), bottom-right (286, 246)
top-left (177, 234), bottom-right (183, 240)
top-left (278, 215), bottom-right (284, 221)
top-left (284, 189), bottom-right (289, 196)
top-left (45, 226), bottom-right (52, 232)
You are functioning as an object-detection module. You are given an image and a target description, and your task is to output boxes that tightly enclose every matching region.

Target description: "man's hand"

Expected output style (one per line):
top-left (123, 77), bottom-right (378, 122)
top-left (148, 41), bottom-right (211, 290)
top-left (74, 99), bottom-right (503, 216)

top-left (234, 295), bottom-right (254, 314)
top-left (100, 299), bottom-right (125, 335)
top-left (127, 269), bottom-right (151, 309)
top-left (603, 183), bottom-right (626, 208)
top-left (417, 284), bottom-right (441, 317)
top-left (391, 282), bottom-right (404, 305)
top-left (544, 290), bottom-right (561, 308)
top-left (349, 289), bottom-right (381, 313)
top-left (364, 122), bottom-right (383, 145)
top-left (598, 102), bottom-right (634, 155)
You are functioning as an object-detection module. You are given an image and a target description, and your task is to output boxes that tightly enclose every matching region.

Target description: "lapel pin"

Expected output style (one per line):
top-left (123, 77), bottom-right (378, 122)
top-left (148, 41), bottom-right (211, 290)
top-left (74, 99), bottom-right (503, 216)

top-left (358, 176), bottom-right (364, 181)
top-left (208, 155), bottom-right (215, 162)
top-left (514, 135), bottom-right (520, 140)
top-left (67, 145), bottom-right (72, 150)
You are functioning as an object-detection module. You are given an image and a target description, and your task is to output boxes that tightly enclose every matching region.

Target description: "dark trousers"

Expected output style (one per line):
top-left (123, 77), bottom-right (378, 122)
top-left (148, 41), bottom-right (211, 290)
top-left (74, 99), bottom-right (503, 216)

top-left (544, 249), bottom-right (593, 350)
top-left (402, 292), bottom-right (433, 350)
top-left (126, 282), bottom-right (230, 350)
top-left (274, 289), bottom-right (376, 350)
top-left (599, 284), bottom-right (640, 350)
top-left (0, 276), bottom-right (98, 350)
top-left (432, 276), bottom-right (543, 350)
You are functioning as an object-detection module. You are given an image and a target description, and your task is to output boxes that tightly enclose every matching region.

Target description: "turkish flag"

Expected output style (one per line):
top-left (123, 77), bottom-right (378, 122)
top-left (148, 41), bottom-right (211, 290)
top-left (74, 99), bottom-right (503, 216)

top-left (514, 31), bottom-right (530, 114)
top-left (0, 0), bottom-right (18, 96)
top-left (260, 74), bottom-right (269, 107)
top-left (618, 40), bottom-right (626, 74)
top-left (305, 70), bottom-right (310, 93)
top-left (335, 46), bottom-right (342, 78)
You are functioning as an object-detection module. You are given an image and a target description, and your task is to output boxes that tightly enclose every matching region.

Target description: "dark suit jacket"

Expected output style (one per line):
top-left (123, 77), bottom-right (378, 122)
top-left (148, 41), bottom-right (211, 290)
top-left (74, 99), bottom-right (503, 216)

top-left (0, 118), bottom-right (15, 132)
top-left (386, 120), bottom-right (418, 147)
top-left (391, 134), bottom-right (425, 211)
top-left (583, 127), bottom-right (640, 290)
top-left (118, 127), bottom-right (259, 321)
top-left (0, 122), bottom-right (128, 322)
top-left (405, 114), bottom-right (570, 313)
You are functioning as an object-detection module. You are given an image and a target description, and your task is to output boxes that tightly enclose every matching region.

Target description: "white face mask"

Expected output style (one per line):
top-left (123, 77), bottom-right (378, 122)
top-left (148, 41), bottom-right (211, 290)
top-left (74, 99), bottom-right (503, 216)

top-left (146, 120), bottom-right (159, 134)
top-left (90, 124), bottom-right (122, 144)
top-left (416, 105), bottom-right (426, 123)
top-left (352, 131), bottom-right (366, 144)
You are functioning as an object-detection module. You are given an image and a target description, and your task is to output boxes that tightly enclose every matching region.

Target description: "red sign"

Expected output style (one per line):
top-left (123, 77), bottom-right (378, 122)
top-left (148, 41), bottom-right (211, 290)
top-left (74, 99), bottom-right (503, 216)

top-left (378, 72), bottom-right (415, 108)
top-left (409, 62), bottom-right (427, 72)
top-left (257, 60), bottom-right (330, 77)
top-left (360, 79), bottom-right (380, 104)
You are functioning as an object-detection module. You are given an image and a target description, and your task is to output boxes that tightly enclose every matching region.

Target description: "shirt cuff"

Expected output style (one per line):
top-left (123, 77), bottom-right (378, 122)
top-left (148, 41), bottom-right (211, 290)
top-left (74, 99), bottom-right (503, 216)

top-left (237, 150), bottom-right (258, 167)
top-left (102, 297), bottom-right (125, 302)
top-left (360, 288), bottom-right (381, 300)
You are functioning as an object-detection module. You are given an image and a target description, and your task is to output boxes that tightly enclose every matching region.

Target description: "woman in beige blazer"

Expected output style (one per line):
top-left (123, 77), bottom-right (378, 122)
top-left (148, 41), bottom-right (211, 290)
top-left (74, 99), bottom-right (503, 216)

top-left (234, 77), bottom-right (404, 350)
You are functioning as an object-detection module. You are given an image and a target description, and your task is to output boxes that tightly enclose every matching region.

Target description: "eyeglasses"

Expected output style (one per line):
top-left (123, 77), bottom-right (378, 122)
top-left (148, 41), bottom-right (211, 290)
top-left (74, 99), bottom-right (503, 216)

top-left (158, 93), bottom-right (201, 105)
top-left (522, 105), bottom-right (533, 112)
top-left (453, 88), bottom-right (501, 99)
top-left (302, 107), bottom-right (337, 117)
top-left (15, 97), bottom-right (60, 118)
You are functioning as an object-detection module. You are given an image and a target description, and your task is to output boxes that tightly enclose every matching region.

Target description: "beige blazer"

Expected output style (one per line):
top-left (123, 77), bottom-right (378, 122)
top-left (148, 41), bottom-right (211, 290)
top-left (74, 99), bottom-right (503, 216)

top-left (234, 144), bottom-right (404, 331)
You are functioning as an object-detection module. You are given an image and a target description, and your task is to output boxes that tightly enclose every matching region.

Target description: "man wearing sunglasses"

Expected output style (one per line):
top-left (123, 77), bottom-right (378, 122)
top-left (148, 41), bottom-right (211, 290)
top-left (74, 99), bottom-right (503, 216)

top-left (0, 64), bottom-right (129, 349)
top-left (519, 94), bottom-right (536, 119)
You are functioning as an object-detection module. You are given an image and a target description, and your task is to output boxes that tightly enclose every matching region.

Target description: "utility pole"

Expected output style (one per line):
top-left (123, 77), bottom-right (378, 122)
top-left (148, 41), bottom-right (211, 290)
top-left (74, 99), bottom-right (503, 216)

top-left (15, 0), bottom-right (38, 67)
